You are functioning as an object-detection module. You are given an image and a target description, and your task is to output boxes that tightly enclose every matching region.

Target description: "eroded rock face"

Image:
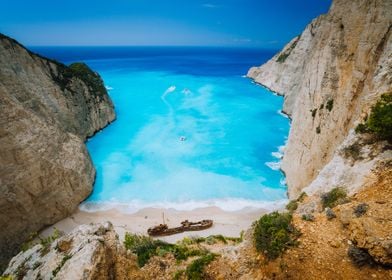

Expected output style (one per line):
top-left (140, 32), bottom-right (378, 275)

top-left (3, 223), bottom-right (124, 280)
top-left (0, 34), bottom-right (115, 267)
top-left (248, 0), bottom-right (392, 197)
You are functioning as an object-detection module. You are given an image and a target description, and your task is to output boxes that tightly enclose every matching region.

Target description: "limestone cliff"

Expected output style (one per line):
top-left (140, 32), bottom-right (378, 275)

top-left (0, 34), bottom-right (115, 267)
top-left (248, 0), bottom-right (392, 197)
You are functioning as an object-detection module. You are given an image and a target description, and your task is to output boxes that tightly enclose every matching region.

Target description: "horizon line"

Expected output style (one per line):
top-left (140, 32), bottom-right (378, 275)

top-left (27, 44), bottom-right (280, 50)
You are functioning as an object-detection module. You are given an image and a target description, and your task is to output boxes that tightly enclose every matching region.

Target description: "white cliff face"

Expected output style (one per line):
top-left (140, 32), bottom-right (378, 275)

top-left (248, 0), bottom-right (392, 198)
top-left (303, 130), bottom-right (392, 196)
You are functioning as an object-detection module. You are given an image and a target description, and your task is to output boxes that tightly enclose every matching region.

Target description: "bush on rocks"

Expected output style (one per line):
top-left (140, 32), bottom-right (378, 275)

top-left (253, 212), bottom-right (300, 260)
top-left (325, 207), bottom-right (337, 220)
top-left (321, 187), bottom-right (348, 209)
top-left (302, 214), bottom-right (315, 222)
top-left (348, 245), bottom-right (374, 267)
top-left (353, 203), bottom-right (369, 217)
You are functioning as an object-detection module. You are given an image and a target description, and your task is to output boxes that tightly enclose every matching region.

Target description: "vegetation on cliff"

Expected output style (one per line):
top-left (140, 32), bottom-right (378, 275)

top-left (67, 63), bottom-right (107, 98)
top-left (253, 212), bottom-right (300, 259)
top-left (321, 187), bottom-right (347, 209)
top-left (124, 233), bottom-right (208, 267)
top-left (276, 36), bottom-right (300, 63)
top-left (286, 192), bottom-right (307, 213)
top-left (356, 92), bottom-right (392, 141)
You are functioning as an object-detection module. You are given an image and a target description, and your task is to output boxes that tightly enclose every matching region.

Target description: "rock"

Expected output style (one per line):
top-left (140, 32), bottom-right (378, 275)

top-left (296, 200), bottom-right (321, 215)
top-left (329, 240), bottom-right (340, 248)
top-left (2, 223), bottom-right (131, 280)
top-left (347, 245), bottom-right (374, 267)
top-left (325, 207), bottom-right (337, 220)
top-left (349, 217), bottom-right (392, 266)
top-left (339, 209), bottom-right (353, 226)
top-left (248, 0), bottom-right (392, 198)
top-left (0, 33), bottom-right (116, 266)
top-left (353, 203), bottom-right (369, 217)
top-left (302, 214), bottom-right (315, 222)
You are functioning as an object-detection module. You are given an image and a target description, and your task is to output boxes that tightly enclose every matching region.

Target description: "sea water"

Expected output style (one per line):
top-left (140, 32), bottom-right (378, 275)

top-left (32, 47), bottom-right (289, 212)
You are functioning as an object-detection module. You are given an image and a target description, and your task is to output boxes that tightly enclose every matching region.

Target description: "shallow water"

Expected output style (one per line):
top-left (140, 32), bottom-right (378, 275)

top-left (32, 47), bottom-right (289, 212)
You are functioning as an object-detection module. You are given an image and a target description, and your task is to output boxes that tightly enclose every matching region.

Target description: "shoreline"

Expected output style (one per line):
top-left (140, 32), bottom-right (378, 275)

top-left (40, 206), bottom-right (277, 243)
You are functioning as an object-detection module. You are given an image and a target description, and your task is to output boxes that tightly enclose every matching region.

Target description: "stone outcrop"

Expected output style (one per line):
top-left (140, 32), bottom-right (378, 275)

top-left (0, 34), bottom-right (115, 267)
top-left (3, 223), bottom-right (127, 280)
top-left (248, 0), bottom-right (392, 197)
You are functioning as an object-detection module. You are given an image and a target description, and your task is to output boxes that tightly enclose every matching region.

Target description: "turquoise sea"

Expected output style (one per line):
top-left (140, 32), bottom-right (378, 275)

top-left (32, 47), bottom-right (289, 212)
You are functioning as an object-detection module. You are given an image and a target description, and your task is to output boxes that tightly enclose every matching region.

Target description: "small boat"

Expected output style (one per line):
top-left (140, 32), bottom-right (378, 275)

top-left (147, 219), bottom-right (213, 237)
top-left (179, 136), bottom-right (187, 141)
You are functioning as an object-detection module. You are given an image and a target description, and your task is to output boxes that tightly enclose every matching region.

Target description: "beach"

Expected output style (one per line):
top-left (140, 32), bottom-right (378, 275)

top-left (41, 206), bottom-right (271, 243)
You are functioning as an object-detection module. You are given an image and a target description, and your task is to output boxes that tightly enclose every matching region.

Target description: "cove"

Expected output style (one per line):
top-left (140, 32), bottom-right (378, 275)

top-left (32, 47), bottom-right (290, 212)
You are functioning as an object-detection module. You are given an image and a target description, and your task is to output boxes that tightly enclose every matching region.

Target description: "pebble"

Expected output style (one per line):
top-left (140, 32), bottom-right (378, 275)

top-left (329, 240), bottom-right (340, 248)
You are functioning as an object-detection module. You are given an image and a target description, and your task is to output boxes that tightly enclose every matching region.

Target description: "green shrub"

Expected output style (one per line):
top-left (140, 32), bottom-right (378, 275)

top-left (276, 37), bottom-right (299, 63)
top-left (124, 233), bottom-right (206, 267)
top-left (356, 92), bottom-right (392, 141)
top-left (321, 187), bottom-right (347, 209)
top-left (39, 228), bottom-right (62, 256)
top-left (173, 269), bottom-right (185, 280)
top-left (353, 203), bottom-right (369, 217)
top-left (326, 99), bottom-right (334, 111)
top-left (297, 192), bottom-right (307, 202)
top-left (185, 253), bottom-right (216, 280)
top-left (253, 212), bottom-right (300, 260)
top-left (347, 245), bottom-right (374, 267)
top-left (302, 214), bottom-right (315, 222)
top-left (20, 232), bottom-right (39, 252)
top-left (52, 254), bottom-right (71, 277)
top-left (179, 233), bottom-right (243, 247)
top-left (277, 53), bottom-right (290, 63)
top-left (286, 200), bottom-right (298, 212)
top-left (342, 142), bottom-right (363, 161)
top-left (68, 63), bottom-right (107, 98)
top-left (316, 126), bottom-right (321, 134)
top-left (355, 123), bottom-right (367, 134)
top-left (311, 109), bottom-right (317, 118)
top-left (124, 234), bottom-right (163, 266)
top-left (55, 62), bottom-right (107, 99)
top-left (366, 93), bottom-right (392, 140)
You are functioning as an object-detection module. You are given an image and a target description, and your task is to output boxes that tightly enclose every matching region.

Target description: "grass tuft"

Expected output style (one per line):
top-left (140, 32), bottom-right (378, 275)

top-left (185, 253), bottom-right (216, 280)
top-left (321, 187), bottom-right (347, 209)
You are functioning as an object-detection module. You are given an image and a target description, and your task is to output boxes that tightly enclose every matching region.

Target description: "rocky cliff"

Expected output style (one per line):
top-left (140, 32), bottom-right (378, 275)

top-left (248, 0), bottom-right (392, 197)
top-left (0, 34), bottom-right (115, 267)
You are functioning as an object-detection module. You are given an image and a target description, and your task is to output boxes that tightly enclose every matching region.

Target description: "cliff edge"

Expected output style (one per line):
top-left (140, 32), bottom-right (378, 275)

top-left (248, 0), bottom-right (392, 197)
top-left (0, 34), bottom-right (115, 267)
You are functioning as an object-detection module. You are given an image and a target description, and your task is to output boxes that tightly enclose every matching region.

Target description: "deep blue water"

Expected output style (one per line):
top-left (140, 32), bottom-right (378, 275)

top-left (32, 47), bottom-right (289, 212)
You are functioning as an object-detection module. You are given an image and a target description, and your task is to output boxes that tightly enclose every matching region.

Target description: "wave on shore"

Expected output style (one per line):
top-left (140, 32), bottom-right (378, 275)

top-left (79, 198), bottom-right (288, 214)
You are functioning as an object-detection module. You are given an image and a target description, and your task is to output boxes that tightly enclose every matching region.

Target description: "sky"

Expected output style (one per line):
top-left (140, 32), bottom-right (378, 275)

top-left (0, 0), bottom-right (331, 48)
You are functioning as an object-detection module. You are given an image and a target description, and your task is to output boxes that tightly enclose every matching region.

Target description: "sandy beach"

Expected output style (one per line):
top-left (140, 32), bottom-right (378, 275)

top-left (41, 206), bottom-right (272, 243)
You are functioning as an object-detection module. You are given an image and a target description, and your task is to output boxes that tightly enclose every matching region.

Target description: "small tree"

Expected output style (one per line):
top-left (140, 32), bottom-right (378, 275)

top-left (253, 212), bottom-right (300, 259)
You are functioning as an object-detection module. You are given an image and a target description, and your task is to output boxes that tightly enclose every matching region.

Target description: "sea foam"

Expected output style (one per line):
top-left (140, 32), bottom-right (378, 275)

top-left (79, 198), bottom-right (288, 214)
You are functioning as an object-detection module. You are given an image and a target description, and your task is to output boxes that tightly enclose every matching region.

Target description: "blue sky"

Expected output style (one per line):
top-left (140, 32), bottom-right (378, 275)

top-left (0, 0), bottom-right (331, 47)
